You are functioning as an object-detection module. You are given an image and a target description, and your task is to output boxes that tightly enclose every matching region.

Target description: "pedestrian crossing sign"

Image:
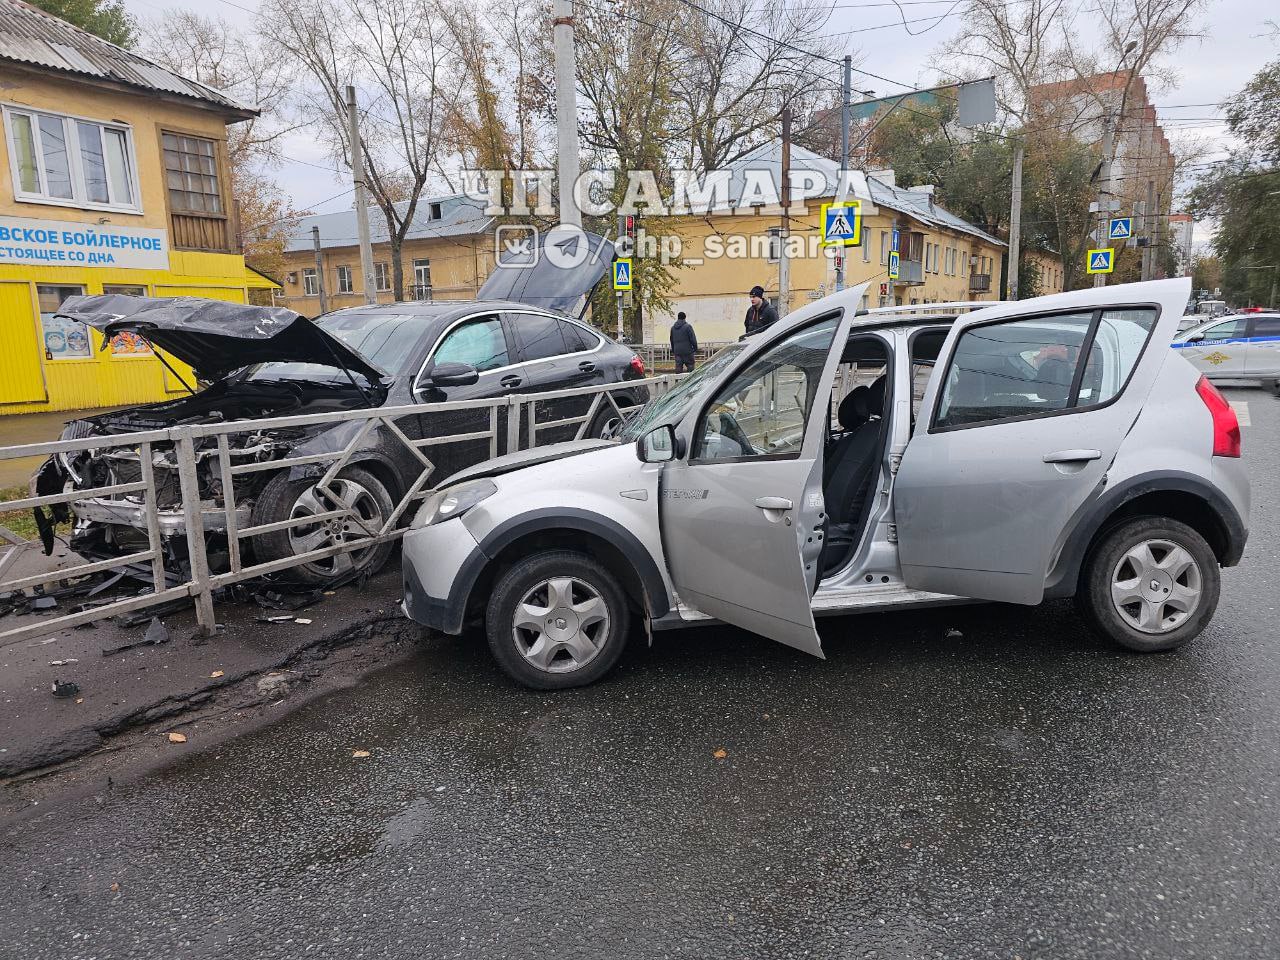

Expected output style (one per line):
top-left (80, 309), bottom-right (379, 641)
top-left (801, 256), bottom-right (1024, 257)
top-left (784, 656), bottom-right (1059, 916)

top-left (821, 201), bottom-right (862, 247)
top-left (1086, 248), bottom-right (1115, 274)
top-left (1108, 217), bottom-right (1132, 240)
top-left (613, 258), bottom-right (633, 290)
top-left (888, 251), bottom-right (900, 280)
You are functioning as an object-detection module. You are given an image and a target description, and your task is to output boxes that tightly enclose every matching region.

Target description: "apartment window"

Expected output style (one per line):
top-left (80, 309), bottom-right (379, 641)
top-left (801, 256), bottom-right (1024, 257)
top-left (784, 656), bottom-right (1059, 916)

top-left (413, 258), bottom-right (432, 299)
top-left (766, 227), bottom-right (782, 263)
top-left (374, 261), bottom-right (391, 292)
top-left (4, 106), bottom-right (138, 210)
top-left (337, 265), bottom-right (353, 294)
top-left (302, 267), bottom-right (318, 296)
top-left (162, 132), bottom-right (223, 214)
top-left (862, 233), bottom-right (871, 262)
top-left (879, 230), bottom-right (889, 265)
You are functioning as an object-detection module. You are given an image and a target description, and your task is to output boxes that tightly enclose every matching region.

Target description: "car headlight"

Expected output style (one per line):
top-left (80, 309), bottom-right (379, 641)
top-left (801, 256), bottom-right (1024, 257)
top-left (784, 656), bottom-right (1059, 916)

top-left (411, 479), bottom-right (498, 529)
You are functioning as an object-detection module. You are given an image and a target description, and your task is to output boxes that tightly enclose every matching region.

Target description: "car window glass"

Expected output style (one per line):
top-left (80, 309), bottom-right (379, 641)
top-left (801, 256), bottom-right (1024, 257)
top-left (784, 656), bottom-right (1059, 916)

top-left (618, 344), bottom-right (746, 441)
top-left (934, 312), bottom-right (1093, 428)
top-left (561, 321), bottom-right (600, 353)
top-left (910, 328), bottom-right (949, 420)
top-left (1080, 308), bottom-right (1158, 404)
top-left (511, 313), bottom-right (569, 362)
top-left (1251, 316), bottom-right (1280, 337)
top-left (246, 311), bottom-right (427, 382)
top-left (1200, 318), bottom-right (1246, 341)
top-left (433, 316), bottom-right (509, 371)
top-left (694, 315), bottom-right (840, 461)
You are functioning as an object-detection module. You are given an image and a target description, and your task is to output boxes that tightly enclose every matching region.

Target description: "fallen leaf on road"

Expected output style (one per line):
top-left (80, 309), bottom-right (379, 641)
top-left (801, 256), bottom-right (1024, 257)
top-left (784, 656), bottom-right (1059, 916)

top-left (713, 748), bottom-right (728, 759)
top-left (210, 670), bottom-right (224, 678)
top-left (294, 618), bottom-right (312, 625)
top-left (110, 882), bottom-right (120, 893)
top-left (352, 749), bottom-right (370, 758)
top-left (75, 698), bottom-right (84, 704)
top-left (167, 732), bottom-right (187, 744)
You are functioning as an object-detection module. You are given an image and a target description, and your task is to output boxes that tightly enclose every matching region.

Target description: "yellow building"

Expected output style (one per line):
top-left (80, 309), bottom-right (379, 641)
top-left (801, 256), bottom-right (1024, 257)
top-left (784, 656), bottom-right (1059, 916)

top-left (0, 0), bottom-right (274, 415)
top-left (654, 144), bottom-right (1008, 343)
top-left (1025, 247), bottom-right (1066, 295)
top-left (274, 196), bottom-right (494, 318)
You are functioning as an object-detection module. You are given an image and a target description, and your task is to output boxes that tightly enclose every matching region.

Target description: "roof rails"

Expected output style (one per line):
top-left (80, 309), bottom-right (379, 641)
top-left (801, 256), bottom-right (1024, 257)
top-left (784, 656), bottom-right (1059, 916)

top-left (865, 300), bottom-right (1005, 317)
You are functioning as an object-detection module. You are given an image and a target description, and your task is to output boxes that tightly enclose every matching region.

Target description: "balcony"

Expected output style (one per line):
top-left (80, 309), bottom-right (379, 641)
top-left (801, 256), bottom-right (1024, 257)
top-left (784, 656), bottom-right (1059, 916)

top-left (969, 273), bottom-right (992, 293)
top-left (407, 284), bottom-right (434, 301)
top-left (894, 258), bottom-right (924, 285)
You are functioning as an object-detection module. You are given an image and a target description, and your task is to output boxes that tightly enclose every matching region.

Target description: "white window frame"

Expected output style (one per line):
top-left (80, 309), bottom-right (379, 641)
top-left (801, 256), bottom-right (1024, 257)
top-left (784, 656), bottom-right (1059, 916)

top-left (336, 264), bottom-right (353, 294)
top-left (766, 227), bottom-right (781, 264)
top-left (302, 267), bottom-right (318, 296)
top-left (374, 261), bottom-right (391, 292)
top-left (413, 258), bottom-right (432, 292)
top-left (862, 233), bottom-right (871, 262)
top-left (3, 103), bottom-right (142, 213)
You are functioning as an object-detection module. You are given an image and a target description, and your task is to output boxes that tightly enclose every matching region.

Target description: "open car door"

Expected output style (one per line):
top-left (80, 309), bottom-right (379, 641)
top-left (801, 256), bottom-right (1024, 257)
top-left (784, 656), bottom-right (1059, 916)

top-left (893, 277), bottom-right (1192, 605)
top-left (658, 302), bottom-right (858, 656)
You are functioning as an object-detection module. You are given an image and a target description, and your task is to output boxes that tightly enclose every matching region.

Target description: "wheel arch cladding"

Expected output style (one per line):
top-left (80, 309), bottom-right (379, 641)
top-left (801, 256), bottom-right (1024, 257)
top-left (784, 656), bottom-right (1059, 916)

top-left (467, 510), bottom-right (670, 625)
top-left (1045, 471), bottom-right (1247, 599)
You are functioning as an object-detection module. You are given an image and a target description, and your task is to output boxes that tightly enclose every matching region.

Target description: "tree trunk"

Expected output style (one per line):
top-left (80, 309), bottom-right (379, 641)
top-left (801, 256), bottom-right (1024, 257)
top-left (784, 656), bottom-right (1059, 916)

top-left (390, 234), bottom-right (405, 302)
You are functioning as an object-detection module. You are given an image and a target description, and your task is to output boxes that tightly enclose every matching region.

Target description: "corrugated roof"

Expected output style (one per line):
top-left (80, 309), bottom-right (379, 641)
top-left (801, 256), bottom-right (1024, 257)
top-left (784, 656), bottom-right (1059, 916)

top-left (721, 141), bottom-right (1005, 247)
top-left (0, 0), bottom-right (257, 118)
top-left (284, 194), bottom-right (494, 252)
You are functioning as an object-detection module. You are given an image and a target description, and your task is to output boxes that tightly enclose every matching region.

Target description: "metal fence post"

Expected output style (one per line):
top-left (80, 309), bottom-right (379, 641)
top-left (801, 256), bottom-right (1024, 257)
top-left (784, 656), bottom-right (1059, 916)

top-left (175, 431), bottom-right (217, 635)
top-left (506, 397), bottom-right (522, 453)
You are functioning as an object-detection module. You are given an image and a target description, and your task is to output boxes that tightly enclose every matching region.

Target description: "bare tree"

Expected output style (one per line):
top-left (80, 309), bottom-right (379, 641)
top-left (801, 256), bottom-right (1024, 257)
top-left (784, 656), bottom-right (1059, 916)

top-left (261, 0), bottom-right (458, 300)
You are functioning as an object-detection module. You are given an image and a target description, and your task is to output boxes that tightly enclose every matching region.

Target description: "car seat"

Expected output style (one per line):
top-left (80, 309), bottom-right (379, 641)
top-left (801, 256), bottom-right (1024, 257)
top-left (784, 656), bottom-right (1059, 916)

top-left (825, 375), bottom-right (886, 527)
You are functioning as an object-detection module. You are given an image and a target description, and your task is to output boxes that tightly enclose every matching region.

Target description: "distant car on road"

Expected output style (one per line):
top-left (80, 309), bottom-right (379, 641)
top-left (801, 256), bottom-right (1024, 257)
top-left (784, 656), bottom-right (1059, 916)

top-left (402, 277), bottom-right (1249, 689)
top-left (1173, 310), bottom-right (1280, 385)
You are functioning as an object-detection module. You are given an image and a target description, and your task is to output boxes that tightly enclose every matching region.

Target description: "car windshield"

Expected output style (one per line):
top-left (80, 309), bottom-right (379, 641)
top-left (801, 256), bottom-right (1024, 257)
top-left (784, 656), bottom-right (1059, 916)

top-left (243, 311), bottom-right (431, 382)
top-left (619, 343), bottom-right (746, 441)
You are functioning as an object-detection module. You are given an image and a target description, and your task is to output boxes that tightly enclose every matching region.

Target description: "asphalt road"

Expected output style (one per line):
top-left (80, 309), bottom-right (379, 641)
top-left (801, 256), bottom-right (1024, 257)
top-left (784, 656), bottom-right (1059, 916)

top-left (2, 387), bottom-right (1277, 960)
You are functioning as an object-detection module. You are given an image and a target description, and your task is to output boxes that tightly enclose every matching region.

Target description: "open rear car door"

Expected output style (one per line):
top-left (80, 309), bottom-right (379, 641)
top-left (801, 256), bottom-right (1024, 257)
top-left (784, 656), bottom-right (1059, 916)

top-left (893, 278), bottom-right (1192, 604)
top-left (658, 296), bottom-right (860, 656)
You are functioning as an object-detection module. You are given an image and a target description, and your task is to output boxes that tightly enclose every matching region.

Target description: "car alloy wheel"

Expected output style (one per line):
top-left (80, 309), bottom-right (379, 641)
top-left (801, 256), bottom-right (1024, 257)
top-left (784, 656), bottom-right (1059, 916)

top-left (1109, 537), bottom-right (1204, 634)
top-left (286, 477), bottom-right (385, 578)
top-left (512, 576), bottom-right (611, 674)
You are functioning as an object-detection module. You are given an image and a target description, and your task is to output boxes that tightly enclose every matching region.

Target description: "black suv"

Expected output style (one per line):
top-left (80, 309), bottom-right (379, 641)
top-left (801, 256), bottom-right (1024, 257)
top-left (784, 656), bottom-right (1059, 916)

top-left (35, 232), bottom-right (647, 583)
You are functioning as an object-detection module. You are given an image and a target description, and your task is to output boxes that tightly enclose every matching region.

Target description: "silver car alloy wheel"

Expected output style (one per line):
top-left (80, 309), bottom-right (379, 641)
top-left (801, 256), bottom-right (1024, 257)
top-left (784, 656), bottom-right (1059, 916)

top-left (512, 576), bottom-right (611, 674)
top-left (287, 477), bottom-right (384, 577)
top-left (1110, 537), bottom-right (1204, 634)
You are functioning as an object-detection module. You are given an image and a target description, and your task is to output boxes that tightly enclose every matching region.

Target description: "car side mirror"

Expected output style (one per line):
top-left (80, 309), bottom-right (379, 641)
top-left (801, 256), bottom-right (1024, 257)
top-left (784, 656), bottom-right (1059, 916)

top-left (1188, 334), bottom-right (1205, 344)
top-left (637, 424), bottom-right (680, 463)
top-left (420, 361), bottom-right (479, 388)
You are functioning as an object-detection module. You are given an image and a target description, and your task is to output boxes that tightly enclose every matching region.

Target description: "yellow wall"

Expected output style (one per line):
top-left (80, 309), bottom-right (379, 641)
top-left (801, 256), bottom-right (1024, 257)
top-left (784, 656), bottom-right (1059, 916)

top-left (275, 235), bottom-right (493, 318)
top-left (1026, 249), bottom-right (1066, 295)
top-left (0, 69), bottom-right (256, 414)
top-left (658, 200), bottom-right (1006, 342)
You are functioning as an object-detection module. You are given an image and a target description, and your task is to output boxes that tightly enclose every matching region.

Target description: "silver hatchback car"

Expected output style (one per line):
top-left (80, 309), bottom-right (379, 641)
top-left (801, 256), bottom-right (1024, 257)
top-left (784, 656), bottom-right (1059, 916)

top-left (401, 278), bottom-right (1249, 689)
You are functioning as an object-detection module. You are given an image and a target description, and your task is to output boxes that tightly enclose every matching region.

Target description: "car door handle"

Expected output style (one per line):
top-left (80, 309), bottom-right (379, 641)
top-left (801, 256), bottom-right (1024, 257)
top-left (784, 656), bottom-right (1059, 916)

top-left (1043, 449), bottom-right (1102, 463)
top-left (754, 496), bottom-right (793, 510)
top-left (500, 375), bottom-right (522, 388)
top-left (578, 361), bottom-right (596, 373)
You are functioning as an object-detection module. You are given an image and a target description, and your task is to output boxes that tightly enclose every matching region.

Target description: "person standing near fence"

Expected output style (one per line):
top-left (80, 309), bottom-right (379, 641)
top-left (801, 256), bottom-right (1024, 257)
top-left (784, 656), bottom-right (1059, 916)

top-left (670, 311), bottom-right (698, 373)
top-left (744, 285), bottom-right (778, 336)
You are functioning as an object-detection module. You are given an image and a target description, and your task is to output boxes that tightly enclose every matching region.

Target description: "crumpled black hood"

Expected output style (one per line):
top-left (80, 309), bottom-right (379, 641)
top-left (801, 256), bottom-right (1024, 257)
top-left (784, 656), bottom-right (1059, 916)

top-left (56, 294), bottom-right (387, 384)
top-left (478, 230), bottom-right (615, 313)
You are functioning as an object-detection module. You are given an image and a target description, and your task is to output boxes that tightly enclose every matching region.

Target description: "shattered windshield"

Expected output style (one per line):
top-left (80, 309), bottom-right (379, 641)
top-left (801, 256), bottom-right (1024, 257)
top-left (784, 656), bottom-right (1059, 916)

top-left (244, 311), bottom-right (430, 382)
top-left (618, 343), bottom-right (746, 441)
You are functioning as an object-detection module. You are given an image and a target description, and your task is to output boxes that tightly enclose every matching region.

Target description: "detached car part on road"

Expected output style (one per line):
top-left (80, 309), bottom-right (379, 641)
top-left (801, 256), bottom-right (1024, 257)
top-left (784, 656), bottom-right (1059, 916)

top-left (402, 277), bottom-right (1250, 689)
top-left (32, 232), bottom-right (648, 585)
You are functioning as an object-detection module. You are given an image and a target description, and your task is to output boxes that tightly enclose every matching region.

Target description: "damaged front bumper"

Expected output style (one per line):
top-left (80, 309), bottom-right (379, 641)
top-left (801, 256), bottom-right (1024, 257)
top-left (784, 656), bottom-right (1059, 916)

top-left (71, 496), bottom-right (251, 536)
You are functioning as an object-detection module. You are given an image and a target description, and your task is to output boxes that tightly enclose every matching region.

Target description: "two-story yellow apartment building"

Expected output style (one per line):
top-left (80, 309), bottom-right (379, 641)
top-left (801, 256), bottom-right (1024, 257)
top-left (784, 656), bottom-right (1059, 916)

top-left (653, 143), bottom-right (1009, 343)
top-left (274, 195), bottom-right (494, 318)
top-left (0, 0), bottom-right (273, 415)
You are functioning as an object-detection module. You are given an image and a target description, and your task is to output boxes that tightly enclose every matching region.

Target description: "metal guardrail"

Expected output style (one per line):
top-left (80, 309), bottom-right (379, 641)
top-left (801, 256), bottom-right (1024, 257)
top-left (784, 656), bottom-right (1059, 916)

top-left (633, 341), bottom-right (735, 370)
top-left (0, 375), bottom-right (681, 647)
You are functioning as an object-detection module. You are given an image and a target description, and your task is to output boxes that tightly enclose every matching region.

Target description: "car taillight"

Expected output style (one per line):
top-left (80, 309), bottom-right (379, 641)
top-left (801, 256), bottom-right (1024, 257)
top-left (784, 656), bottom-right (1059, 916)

top-left (1195, 375), bottom-right (1241, 458)
top-left (629, 355), bottom-right (645, 376)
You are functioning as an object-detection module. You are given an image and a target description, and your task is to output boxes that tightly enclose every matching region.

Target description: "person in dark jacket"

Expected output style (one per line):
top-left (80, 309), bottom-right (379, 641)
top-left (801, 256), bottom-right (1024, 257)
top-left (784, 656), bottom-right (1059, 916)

top-left (744, 285), bottom-right (779, 336)
top-left (670, 311), bottom-right (698, 373)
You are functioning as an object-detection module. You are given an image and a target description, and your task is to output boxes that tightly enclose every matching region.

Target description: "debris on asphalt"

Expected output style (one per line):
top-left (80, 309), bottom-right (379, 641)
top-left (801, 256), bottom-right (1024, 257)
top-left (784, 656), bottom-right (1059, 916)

top-left (945, 628), bottom-right (964, 639)
top-left (295, 618), bottom-right (312, 625)
top-left (255, 672), bottom-right (291, 698)
top-left (50, 680), bottom-right (80, 699)
top-left (49, 658), bottom-right (79, 666)
top-left (210, 670), bottom-right (224, 679)
top-left (167, 732), bottom-right (187, 744)
top-left (254, 614), bottom-right (295, 624)
top-left (352, 749), bottom-right (370, 759)
top-left (713, 748), bottom-right (728, 759)
top-left (252, 588), bottom-right (324, 612)
top-left (31, 595), bottom-right (57, 610)
top-left (101, 618), bottom-right (172, 656)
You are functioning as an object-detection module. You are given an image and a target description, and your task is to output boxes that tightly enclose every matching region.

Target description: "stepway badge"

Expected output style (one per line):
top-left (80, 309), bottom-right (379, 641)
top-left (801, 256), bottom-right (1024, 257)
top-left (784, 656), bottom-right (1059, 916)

top-left (821, 201), bottom-right (861, 247)
top-left (612, 258), bottom-right (633, 290)
top-left (1087, 248), bottom-right (1115, 274)
top-left (1108, 217), bottom-right (1132, 240)
top-left (888, 251), bottom-right (900, 280)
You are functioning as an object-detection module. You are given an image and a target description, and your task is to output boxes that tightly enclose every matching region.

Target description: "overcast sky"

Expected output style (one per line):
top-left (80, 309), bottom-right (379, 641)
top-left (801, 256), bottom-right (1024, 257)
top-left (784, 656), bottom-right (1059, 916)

top-left (126, 0), bottom-right (1276, 247)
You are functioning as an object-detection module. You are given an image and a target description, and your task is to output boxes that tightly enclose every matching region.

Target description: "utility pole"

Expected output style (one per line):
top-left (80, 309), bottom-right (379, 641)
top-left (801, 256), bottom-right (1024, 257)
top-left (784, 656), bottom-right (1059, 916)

top-left (778, 107), bottom-right (792, 317)
top-left (311, 225), bottom-right (328, 314)
top-left (1140, 177), bottom-right (1155, 281)
top-left (1008, 143), bottom-right (1024, 300)
top-left (837, 54), bottom-right (851, 293)
top-left (346, 85), bottom-right (377, 305)
top-left (552, 0), bottom-right (581, 228)
top-left (1093, 112), bottom-right (1115, 288)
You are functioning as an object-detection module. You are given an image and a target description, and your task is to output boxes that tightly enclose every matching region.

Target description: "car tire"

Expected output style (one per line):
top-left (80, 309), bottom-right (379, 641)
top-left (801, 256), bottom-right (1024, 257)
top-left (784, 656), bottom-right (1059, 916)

top-left (251, 465), bottom-right (396, 586)
top-left (485, 549), bottom-right (631, 690)
top-left (588, 405), bottom-right (626, 439)
top-left (1077, 516), bottom-right (1220, 653)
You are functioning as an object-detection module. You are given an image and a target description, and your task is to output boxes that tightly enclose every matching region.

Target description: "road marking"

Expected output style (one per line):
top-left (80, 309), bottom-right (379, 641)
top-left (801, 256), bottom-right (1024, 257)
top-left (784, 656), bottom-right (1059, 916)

top-left (1230, 401), bottom-right (1251, 427)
